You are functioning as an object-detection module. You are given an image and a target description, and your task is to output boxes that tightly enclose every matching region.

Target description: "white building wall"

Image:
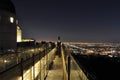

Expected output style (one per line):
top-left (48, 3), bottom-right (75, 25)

top-left (17, 26), bottom-right (22, 42)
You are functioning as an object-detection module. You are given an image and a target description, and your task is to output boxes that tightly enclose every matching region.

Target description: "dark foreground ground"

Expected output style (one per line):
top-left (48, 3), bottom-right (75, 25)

top-left (72, 54), bottom-right (120, 80)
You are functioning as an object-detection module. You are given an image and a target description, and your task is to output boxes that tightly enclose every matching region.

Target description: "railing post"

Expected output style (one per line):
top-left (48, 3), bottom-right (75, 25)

top-left (68, 55), bottom-right (71, 80)
top-left (20, 58), bottom-right (23, 80)
top-left (39, 52), bottom-right (41, 80)
top-left (32, 54), bottom-right (35, 80)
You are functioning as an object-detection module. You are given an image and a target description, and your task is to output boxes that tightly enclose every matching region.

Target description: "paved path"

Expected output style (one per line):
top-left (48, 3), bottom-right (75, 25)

top-left (45, 56), bottom-right (63, 80)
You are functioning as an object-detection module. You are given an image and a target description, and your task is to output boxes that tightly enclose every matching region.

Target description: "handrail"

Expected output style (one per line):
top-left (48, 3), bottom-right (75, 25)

top-left (61, 47), bottom-right (68, 80)
top-left (70, 55), bottom-right (88, 80)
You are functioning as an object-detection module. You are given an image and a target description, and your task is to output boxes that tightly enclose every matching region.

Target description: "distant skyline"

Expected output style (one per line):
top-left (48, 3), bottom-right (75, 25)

top-left (12, 0), bottom-right (120, 42)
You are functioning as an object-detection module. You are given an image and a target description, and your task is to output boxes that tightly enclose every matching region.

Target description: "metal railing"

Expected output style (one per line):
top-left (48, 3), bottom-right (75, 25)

top-left (0, 47), bottom-right (56, 80)
top-left (62, 45), bottom-right (88, 80)
top-left (70, 55), bottom-right (88, 80)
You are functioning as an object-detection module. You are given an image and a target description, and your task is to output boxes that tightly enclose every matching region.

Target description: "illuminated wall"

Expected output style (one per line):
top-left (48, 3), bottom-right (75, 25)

top-left (17, 26), bottom-right (22, 42)
top-left (22, 39), bottom-right (35, 42)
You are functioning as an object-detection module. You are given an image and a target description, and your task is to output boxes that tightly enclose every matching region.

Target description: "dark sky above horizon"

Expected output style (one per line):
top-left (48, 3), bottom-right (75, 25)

top-left (11, 0), bottom-right (120, 42)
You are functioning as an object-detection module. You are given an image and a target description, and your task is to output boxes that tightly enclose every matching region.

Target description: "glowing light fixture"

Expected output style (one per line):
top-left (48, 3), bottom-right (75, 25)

top-left (10, 17), bottom-right (14, 23)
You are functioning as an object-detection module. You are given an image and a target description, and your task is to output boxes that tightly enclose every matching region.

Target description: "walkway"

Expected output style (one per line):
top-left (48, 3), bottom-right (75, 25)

top-left (45, 56), bottom-right (63, 80)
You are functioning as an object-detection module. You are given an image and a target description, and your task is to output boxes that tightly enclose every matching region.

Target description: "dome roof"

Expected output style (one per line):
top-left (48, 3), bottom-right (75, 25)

top-left (0, 0), bottom-right (16, 14)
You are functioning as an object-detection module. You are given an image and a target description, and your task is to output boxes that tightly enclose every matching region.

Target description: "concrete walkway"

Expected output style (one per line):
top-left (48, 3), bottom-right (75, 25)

top-left (45, 56), bottom-right (63, 80)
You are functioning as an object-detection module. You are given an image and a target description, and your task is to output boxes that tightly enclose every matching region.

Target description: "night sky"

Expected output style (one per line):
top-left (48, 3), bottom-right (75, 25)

top-left (11, 0), bottom-right (120, 42)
